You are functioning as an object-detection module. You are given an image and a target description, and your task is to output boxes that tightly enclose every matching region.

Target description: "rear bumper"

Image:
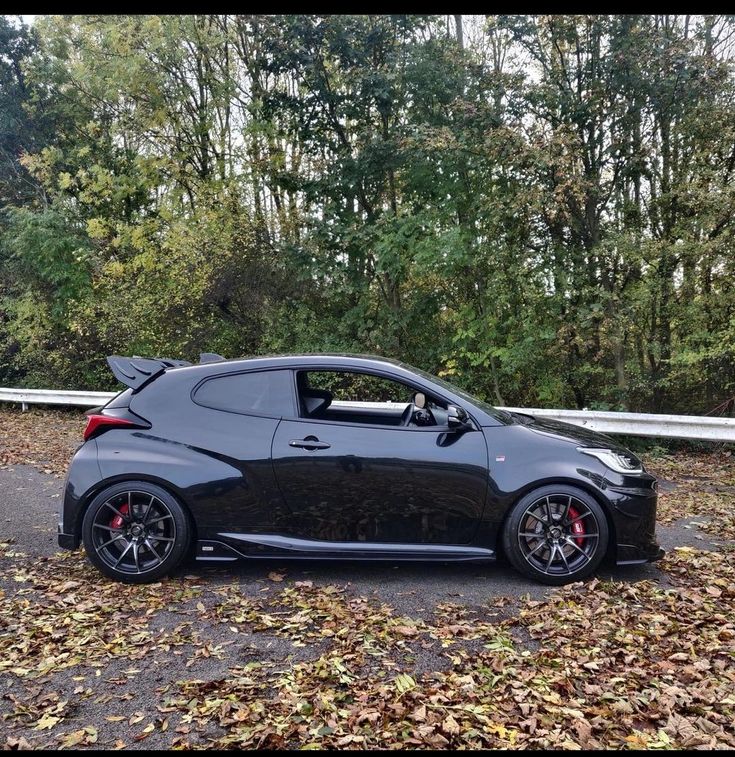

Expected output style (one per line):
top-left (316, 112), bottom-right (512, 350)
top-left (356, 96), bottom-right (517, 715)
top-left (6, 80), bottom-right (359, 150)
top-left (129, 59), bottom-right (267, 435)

top-left (57, 439), bottom-right (100, 551)
top-left (57, 522), bottom-right (79, 550)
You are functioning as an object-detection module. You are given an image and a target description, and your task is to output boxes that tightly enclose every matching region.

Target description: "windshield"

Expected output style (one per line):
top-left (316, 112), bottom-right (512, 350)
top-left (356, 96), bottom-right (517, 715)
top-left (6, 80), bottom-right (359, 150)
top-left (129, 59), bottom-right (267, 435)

top-left (399, 361), bottom-right (513, 424)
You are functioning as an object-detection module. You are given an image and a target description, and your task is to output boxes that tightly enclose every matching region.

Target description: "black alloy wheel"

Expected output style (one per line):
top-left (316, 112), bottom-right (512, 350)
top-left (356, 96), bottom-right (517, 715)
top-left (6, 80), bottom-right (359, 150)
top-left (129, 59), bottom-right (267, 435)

top-left (503, 485), bottom-right (609, 585)
top-left (81, 481), bottom-right (190, 583)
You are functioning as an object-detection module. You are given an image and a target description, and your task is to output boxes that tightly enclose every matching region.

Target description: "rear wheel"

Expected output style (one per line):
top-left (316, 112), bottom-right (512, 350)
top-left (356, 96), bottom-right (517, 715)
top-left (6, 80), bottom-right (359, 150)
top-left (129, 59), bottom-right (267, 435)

top-left (81, 481), bottom-right (190, 583)
top-left (502, 485), bottom-right (608, 586)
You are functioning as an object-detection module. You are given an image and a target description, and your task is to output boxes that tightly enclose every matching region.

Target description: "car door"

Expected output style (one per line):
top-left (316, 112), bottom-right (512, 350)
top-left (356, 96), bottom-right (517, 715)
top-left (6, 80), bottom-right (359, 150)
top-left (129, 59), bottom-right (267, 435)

top-left (270, 413), bottom-right (490, 545)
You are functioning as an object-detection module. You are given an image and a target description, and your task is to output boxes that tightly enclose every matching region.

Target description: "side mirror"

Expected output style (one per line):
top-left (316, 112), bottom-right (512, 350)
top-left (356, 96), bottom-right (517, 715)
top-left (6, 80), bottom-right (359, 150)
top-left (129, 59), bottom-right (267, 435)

top-left (447, 405), bottom-right (471, 432)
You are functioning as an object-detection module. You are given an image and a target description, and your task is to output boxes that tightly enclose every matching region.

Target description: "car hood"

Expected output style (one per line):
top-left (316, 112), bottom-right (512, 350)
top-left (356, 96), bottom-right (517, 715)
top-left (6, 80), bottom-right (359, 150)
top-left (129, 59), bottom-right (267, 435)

top-left (510, 412), bottom-right (634, 454)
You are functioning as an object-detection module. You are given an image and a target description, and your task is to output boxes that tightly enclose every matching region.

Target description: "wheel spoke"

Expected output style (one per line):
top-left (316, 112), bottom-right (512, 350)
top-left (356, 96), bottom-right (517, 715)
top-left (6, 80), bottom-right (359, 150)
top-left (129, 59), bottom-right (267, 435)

top-left (519, 532), bottom-right (545, 539)
top-left (564, 511), bottom-right (593, 527)
top-left (93, 523), bottom-right (123, 533)
top-left (146, 514), bottom-right (173, 526)
top-left (142, 495), bottom-right (155, 524)
top-left (103, 502), bottom-right (130, 523)
top-left (526, 511), bottom-right (549, 527)
top-left (149, 536), bottom-right (175, 543)
top-left (570, 533), bottom-right (599, 540)
top-left (113, 541), bottom-right (133, 568)
top-left (544, 496), bottom-right (554, 524)
top-left (527, 540), bottom-right (547, 558)
top-left (566, 540), bottom-right (591, 562)
top-left (562, 495), bottom-right (572, 525)
top-left (544, 543), bottom-right (557, 573)
top-left (96, 534), bottom-right (125, 552)
top-left (558, 545), bottom-right (571, 573)
top-left (144, 537), bottom-right (162, 562)
top-left (132, 541), bottom-right (141, 573)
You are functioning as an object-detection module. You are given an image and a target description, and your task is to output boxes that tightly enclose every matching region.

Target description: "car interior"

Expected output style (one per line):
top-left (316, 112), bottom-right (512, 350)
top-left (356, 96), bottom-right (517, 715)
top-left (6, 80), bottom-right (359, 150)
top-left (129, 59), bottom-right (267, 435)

top-left (295, 370), bottom-right (451, 427)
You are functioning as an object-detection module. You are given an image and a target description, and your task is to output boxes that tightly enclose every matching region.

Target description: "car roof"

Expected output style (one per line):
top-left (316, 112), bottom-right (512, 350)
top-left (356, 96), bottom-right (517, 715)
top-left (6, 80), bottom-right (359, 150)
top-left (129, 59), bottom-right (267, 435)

top-left (171, 353), bottom-right (406, 373)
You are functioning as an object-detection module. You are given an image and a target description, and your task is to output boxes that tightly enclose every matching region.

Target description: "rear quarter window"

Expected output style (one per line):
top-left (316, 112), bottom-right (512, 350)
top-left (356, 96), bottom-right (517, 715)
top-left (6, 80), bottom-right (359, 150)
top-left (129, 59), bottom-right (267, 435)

top-left (192, 369), bottom-right (294, 417)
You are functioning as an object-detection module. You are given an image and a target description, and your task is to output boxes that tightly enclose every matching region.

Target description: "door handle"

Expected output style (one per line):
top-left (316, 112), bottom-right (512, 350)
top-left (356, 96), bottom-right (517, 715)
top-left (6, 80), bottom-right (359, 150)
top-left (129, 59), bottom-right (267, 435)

top-left (289, 437), bottom-right (331, 451)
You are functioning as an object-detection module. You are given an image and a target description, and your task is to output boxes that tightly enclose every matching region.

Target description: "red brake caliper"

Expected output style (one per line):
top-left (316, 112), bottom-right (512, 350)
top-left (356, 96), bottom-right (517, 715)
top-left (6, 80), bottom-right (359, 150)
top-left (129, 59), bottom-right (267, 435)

top-left (567, 505), bottom-right (585, 547)
top-left (110, 503), bottom-right (129, 530)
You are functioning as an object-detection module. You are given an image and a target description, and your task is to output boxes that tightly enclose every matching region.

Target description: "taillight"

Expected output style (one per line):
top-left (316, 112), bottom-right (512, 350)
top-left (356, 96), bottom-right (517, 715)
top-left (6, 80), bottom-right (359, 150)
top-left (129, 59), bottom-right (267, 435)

top-left (83, 414), bottom-right (142, 441)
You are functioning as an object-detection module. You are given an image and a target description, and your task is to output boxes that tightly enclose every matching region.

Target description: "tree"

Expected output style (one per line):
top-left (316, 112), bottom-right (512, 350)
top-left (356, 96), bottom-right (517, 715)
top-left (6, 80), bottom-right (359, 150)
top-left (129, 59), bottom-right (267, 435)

top-left (1, 14), bottom-right (734, 412)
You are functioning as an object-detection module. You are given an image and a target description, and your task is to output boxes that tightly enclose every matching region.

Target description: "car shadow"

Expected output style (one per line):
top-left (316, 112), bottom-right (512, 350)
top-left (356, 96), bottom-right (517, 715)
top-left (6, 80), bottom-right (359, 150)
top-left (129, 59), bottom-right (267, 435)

top-left (174, 555), bottom-right (668, 599)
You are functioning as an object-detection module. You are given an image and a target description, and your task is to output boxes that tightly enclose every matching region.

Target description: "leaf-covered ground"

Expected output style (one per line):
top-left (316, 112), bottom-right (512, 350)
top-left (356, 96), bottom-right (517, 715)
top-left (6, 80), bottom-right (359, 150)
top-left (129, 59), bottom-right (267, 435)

top-left (1, 407), bottom-right (734, 749)
top-left (651, 451), bottom-right (735, 541)
top-left (1, 544), bottom-right (734, 749)
top-left (0, 407), bottom-right (85, 477)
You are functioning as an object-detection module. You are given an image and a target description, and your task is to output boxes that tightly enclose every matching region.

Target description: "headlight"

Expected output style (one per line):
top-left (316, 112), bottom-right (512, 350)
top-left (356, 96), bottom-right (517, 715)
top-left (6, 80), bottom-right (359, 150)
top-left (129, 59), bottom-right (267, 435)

top-left (577, 447), bottom-right (643, 474)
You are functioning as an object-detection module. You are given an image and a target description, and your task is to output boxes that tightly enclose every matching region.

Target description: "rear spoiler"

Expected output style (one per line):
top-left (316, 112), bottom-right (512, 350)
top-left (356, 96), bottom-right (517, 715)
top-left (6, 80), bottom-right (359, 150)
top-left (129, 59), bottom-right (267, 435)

top-left (106, 352), bottom-right (227, 390)
top-left (107, 355), bottom-right (191, 390)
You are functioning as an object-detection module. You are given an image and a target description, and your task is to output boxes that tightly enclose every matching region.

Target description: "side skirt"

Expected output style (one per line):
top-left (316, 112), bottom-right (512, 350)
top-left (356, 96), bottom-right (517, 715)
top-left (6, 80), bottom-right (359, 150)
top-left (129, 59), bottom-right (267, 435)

top-left (194, 534), bottom-right (496, 563)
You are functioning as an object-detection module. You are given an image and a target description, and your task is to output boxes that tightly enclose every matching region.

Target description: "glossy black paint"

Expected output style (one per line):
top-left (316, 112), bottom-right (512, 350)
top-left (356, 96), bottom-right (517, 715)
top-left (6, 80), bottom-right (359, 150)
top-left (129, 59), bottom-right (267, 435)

top-left (271, 419), bottom-right (489, 543)
top-left (58, 354), bottom-right (663, 568)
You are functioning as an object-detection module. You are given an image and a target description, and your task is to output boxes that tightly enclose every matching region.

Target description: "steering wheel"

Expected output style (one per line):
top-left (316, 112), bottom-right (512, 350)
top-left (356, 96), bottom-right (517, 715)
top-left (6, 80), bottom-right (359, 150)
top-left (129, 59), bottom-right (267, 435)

top-left (400, 402), bottom-right (416, 427)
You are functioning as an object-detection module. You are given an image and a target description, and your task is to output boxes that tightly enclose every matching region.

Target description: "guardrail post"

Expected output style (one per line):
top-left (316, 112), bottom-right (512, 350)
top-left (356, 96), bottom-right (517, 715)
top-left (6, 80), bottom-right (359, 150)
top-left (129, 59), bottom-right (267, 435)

top-left (21, 402), bottom-right (27, 412)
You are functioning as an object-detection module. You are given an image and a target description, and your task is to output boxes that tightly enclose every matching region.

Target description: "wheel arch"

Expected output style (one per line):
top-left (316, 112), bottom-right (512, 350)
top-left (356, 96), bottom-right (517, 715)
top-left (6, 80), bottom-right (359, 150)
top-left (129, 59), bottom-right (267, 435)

top-left (496, 477), bottom-right (617, 562)
top-left (73, 474), bottom-right (198, 546)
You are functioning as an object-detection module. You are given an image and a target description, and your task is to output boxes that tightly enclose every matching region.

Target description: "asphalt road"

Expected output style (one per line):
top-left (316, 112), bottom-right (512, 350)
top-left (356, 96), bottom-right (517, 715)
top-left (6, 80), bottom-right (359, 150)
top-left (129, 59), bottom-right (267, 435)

top-left (0, 463), bottom-right (721, 612)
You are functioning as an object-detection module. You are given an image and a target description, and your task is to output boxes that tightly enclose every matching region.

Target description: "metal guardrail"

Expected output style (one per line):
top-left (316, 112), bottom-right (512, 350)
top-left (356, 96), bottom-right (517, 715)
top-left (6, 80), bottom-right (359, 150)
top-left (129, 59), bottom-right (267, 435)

top-left (500, 407), bottom-right (735, 442)
top-left (0, 387), bottom-right (116, 411)
top-left (1, 388), bottom-right (734, 442)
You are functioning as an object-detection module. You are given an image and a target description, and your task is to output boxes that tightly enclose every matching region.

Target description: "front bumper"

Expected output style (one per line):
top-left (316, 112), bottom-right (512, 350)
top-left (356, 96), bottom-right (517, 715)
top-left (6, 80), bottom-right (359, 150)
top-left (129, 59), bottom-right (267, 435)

top-left (616, 541), bottom-right (665, 565)
top-left (602, 470), bottom-right (664, 566)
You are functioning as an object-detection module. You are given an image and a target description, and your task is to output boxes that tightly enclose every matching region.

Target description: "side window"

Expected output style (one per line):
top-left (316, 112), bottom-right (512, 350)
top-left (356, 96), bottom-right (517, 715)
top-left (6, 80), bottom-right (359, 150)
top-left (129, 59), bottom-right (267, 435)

top-left (193, 369), bottom-right (293, 417)
top-left (295, 370), bottom-right (445, 427)
top-left (304, 371), bottom-right (413, 403)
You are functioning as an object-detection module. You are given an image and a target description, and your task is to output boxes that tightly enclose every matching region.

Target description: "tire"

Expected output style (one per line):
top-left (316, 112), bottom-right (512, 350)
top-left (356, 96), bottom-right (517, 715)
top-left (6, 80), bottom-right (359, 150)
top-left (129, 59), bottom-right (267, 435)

top-left (81, 481), bottom-right (191, 584)
top-left (502, 484), bottom-right (609, 586)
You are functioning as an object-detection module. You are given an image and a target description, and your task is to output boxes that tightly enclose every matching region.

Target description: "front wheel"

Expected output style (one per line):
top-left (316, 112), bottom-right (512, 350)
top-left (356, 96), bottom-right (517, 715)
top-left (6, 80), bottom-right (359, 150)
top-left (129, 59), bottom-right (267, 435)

top-left (81, 481), bottom-right (191, 583)
top-left (502, 485), bottom-right (609, 586)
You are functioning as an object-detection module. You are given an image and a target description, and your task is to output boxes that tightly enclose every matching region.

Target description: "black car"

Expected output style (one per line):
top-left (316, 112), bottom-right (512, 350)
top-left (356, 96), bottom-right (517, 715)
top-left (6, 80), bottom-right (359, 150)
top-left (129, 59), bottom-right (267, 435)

top-left (58, 353), bottom-right (663, 585)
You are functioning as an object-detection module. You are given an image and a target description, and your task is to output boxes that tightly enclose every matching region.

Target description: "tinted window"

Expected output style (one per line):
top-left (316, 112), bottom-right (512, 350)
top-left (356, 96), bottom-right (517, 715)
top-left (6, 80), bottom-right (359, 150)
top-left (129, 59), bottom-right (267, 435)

top-left (193, 369), bottom-right (293, 417)
top-left (303, 371), bottom-right (413, 403)
top-left (398, 361), bottom-right (512, 424)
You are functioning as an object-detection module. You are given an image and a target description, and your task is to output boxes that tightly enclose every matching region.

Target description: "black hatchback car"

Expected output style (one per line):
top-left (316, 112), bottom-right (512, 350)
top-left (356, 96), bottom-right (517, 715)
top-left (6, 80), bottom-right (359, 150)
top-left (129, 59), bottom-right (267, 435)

top-left (58, 353), bottom-right (663, 585)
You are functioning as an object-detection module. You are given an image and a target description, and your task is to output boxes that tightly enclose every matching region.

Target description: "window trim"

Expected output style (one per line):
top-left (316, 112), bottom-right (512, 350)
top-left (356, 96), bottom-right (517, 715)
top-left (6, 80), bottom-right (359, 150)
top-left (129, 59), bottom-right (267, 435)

top-left (288, 366), bottom-right (478, 432)
top-left (191, 367), bottom-right (299, 419)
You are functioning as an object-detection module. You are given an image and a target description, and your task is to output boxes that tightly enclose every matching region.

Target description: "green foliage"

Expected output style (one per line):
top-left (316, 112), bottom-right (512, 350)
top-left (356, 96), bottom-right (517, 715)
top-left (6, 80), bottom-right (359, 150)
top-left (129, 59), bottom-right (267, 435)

top-left (0, 14), bottom-right (734, 411)
top-left (3, 205), bottom-right (92, 310)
